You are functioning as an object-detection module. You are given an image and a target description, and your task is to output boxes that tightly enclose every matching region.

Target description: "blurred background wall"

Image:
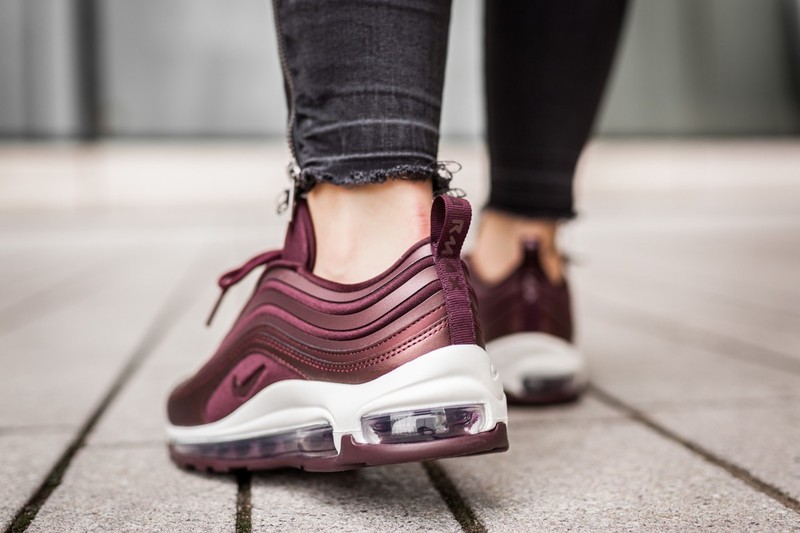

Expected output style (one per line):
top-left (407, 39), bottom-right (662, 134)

top-left (1, 0), bottom-right (800, 138)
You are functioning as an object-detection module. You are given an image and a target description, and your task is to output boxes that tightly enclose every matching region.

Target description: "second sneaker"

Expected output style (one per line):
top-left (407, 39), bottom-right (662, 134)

top-left (467, 241), bottom-right (587, 404)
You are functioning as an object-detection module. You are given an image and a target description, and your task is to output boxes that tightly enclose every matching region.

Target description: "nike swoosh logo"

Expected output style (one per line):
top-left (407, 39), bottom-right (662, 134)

top-left (232, 364), bottom-right (266, 399)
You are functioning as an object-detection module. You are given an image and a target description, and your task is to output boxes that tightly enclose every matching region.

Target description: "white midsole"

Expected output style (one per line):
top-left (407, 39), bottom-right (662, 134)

top-left (486, 332), bottom-right (587, 397)
top-left (166, 344), bottom-right (508, 452)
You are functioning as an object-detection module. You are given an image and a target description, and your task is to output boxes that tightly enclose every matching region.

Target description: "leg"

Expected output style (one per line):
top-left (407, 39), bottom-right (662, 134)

top-left (473, 0), bottom-right (628, 283)
top-left (166, 0), bottom-right (509, 472)
top-left (466, 0), bottom-right (628, 405)
top-left (276, 0), bottom-right (452, 282)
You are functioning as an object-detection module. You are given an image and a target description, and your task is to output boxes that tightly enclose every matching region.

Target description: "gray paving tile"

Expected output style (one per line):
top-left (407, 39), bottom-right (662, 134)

top-left (440, 421), bottom-right (800, 532)
top-left (90, 242), bottom-right (262, 445)
top-left (87, 293), bottom-right (219, 445)
top-left (576, 241), bottom-right (800, 315)
top-left (573, 262), bottom-right (800, 364)
top-left (572, 228), bottom-right (800, 297)
top-left (29, 444), bottom-right (236, 533)
top-left (0, 430), bottom-right (73, 530)
top-left (508, 396), bottom-right (621, 427)
top-left (575, 313), bottom-right (800, 408)
top-left (0, 244), bottom-right (199, 429)
top-left (251, 464), bottom-right (460, 532)
top-left (0, 245), bottom-right (114, 315)
top-left (652, 400), bottom-right (800, 501)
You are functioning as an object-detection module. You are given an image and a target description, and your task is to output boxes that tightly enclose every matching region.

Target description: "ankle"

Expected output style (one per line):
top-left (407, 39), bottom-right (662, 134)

top-left (471, 209), bottom-right (564, 285)
top-left (307, 180), bottom-right (433, 283)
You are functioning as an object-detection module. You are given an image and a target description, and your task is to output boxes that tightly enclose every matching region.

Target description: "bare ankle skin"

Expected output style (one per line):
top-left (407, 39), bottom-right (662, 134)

top-left (307, 179), bottom-right (433, 284)
top-left (471, 209), bottom-right (565, 285)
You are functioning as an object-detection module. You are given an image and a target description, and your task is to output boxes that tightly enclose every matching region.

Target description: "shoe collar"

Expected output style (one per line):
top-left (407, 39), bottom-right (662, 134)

top-left (282, 199), bottom-right (316, 270)
top-left (206, 199), bottom-right (316, 326)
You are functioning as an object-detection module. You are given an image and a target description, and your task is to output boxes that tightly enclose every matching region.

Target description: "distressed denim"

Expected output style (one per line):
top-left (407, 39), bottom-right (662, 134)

top-left (273, 0), bottom-right (452, 193)
top-left (273, 0), bottom-right (627, 217)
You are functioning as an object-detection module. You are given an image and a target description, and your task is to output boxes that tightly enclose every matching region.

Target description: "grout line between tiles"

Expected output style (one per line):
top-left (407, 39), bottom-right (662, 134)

top-left (4, 250), bottom-right (207, 533)
top-left (589, 384), bottom-right (800, 515)
top-left (235, 472), bottom-right (252, 533)
top-left (584, 288), bottom-right (800, 376)
top-left (423, 461), bottom-right (487, 533)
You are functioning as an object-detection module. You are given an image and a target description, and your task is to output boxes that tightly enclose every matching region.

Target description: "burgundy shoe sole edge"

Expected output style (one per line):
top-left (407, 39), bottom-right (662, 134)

top-left (169, 423), bottom-right (509, 474)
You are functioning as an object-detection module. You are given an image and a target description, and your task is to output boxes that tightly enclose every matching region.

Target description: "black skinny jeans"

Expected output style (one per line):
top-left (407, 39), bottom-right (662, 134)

top-left (273, 0), bottom-right (627, 219)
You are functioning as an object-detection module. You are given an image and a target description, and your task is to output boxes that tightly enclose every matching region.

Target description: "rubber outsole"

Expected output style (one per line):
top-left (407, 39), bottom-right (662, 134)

top-left (169, 422), bottom-right (509, 473)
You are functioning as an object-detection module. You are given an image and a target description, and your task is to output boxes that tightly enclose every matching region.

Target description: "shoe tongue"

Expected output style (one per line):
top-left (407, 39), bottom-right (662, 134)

top-left (282, 199), bottom-right (317, 269)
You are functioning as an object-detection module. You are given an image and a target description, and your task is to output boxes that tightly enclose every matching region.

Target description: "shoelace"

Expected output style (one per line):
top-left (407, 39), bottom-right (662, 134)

top-left (206, 249), bottom-right (282, 326)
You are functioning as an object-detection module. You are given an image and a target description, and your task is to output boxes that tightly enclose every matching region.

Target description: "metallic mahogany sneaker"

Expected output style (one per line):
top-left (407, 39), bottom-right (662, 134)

top-left (467, 241), bottom-right (587, 404)
top-left (166, 195), bottom-right (508, 472)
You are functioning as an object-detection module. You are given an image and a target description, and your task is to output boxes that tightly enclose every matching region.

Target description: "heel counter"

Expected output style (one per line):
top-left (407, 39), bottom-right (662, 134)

top-left (467, 274), bottom-right (485, 347)
top-left (520, 238), bottom-right (574, 342)
top-left (519, 239), bottom-right (544, 333)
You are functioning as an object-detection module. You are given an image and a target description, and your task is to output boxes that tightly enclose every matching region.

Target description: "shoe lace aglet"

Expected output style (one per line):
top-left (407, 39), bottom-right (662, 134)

top-left (206, 288), bottom-right (228, 327)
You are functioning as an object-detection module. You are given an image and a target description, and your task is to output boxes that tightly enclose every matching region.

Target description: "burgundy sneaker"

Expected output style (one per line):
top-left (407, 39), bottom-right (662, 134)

top-left (467, 241), bottom-right (586, 404)
top-left (166, 195), bottom-right (508, 472)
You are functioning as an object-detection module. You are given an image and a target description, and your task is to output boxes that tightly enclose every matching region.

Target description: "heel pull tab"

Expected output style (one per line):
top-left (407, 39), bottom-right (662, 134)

top-left (522, 239), bottom-right (540, 259)
top-left (521, 239), bottom-right (545, 274)
top-left (431, 195), bottom-right (476, 345)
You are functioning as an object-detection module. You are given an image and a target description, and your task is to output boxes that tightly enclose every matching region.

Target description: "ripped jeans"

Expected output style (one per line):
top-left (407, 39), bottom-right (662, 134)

top-left (273, 0), bottom-right (627, 218)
